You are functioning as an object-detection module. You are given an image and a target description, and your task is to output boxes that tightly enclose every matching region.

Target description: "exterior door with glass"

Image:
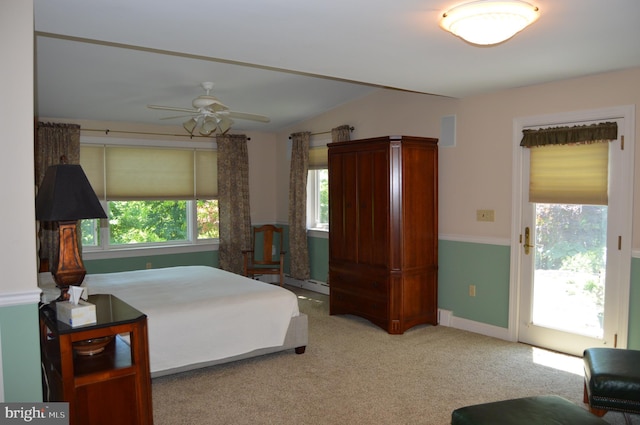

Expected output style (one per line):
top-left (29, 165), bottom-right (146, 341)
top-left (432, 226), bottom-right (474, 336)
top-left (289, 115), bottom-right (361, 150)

top-left (513, 110), bottom-right (633, 357)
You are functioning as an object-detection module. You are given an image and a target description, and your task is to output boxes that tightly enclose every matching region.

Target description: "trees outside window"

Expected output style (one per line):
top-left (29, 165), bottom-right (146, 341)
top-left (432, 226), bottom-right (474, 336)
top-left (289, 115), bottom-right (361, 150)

top-left (82, 199), bottom-right (219, 248)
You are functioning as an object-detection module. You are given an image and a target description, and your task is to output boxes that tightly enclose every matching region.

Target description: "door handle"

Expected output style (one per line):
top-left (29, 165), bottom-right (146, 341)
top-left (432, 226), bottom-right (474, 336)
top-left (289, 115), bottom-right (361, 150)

top-left (524, 227), bottom-right (535, 255)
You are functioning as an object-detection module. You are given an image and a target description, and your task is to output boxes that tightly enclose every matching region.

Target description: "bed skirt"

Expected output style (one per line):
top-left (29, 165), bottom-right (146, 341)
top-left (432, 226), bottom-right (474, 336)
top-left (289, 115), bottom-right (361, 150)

top-left (151, 312), bottom-right (308, 378)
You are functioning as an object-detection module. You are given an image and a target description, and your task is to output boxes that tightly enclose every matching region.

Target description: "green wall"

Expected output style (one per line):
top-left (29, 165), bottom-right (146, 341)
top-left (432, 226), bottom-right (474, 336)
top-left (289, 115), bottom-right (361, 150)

top-left (0, 303), bottom-right (42, 401)
top-left (267, 226), bottom-right (328, 282)
top-left (438, 240), bottom-right (511, 328)
top-left (308, 234), bottom-right (329, 282)
top-left (85, 250), bottom-right (218, 274)
top-left (628, 257), bottom-right (640, 349)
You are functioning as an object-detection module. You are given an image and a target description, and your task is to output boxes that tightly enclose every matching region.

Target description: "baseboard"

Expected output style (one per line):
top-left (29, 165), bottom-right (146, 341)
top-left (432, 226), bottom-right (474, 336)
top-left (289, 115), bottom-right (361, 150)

top-left (252, 274), bottom-right (330, 295)
top-left (438, 309), bottom-right (452, 326)
top-left (446, 315), bottom-right (511, 341)
top-left (283, 276), bottom-right (330, 295)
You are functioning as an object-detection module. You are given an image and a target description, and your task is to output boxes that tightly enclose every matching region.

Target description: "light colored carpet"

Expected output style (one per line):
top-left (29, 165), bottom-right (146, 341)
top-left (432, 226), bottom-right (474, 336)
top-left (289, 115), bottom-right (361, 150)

top-left (152, 286), bottom-right (632, 424)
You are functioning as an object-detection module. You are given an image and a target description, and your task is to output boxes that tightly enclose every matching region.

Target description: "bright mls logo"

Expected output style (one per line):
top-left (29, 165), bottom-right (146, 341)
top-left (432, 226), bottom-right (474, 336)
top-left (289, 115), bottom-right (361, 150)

top-left (1, 403), bottom-right (68, 424)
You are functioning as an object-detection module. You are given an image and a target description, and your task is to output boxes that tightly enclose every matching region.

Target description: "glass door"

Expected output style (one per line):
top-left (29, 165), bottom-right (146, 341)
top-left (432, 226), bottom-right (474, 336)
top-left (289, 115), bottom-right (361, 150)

top-left (520, 203), bottom-right (608, 356)
top-left (515, 113), bottom-right (632, 357)
top-left (530, 203), bottom-right (607, 339)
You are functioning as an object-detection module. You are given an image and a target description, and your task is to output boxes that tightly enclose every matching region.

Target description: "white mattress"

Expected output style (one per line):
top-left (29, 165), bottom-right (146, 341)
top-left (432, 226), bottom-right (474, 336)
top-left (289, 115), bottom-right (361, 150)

top-left (40, 266), bottom-right (300, 374)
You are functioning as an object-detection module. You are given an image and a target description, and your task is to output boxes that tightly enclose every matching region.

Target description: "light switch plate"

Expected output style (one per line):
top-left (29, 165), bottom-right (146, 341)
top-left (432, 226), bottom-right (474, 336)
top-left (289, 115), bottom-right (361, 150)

top-left (476, 209), bottom-right (495, 222)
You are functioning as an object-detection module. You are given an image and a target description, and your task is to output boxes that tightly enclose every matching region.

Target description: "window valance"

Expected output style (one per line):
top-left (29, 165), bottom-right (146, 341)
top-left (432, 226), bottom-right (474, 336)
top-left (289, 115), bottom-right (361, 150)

top-left (520, 122), bottom-right (617, 147)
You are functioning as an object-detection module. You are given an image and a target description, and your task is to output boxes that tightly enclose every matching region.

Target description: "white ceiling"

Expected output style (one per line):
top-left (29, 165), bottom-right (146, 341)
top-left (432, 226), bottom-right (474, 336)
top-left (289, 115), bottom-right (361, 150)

top-left (33, 0), bottom-right (640, 133)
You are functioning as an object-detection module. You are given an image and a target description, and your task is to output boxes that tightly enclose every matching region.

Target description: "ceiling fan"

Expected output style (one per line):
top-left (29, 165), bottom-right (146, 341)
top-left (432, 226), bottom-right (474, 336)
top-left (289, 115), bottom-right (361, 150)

top-left (147, 82), bottom-right (270, 136)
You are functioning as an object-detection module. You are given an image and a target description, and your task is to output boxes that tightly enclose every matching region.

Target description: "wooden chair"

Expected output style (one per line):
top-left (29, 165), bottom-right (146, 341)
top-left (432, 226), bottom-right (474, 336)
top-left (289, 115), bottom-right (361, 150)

top-left (242, 224), bottom-right (286, 286)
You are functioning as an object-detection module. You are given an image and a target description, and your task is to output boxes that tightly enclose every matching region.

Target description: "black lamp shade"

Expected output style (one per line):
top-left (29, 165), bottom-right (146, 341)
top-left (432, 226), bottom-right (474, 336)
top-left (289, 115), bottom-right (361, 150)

top-left (36, 164), bottom-right (107, 221)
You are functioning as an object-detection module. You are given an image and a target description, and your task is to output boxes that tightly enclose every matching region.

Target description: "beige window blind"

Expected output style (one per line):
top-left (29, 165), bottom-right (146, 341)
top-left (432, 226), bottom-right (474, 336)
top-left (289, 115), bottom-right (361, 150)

top-left (529, 142), bottom-right (609, 205)
top-left (195, 150), bottom-right (217, 198)
top-left (80, 145), bottom-right (217, 200)
top-left (79, 145), bottom-right (106, 199)
top-left (308, 146), bottom-right (328, 170)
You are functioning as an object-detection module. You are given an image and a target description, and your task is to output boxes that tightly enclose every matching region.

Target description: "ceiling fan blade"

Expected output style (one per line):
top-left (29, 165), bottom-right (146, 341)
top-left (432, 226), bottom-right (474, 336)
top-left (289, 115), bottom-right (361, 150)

top-left (209, 102), bottom-right (229, 112)
top-left (226, 111), bottom-right (271, 123)
top-left (147, 104), bottom-right (199, 114)
top-left (159, 114), bottom-right (197, 120)
top-left (193, 96), bottom-right (229, 112)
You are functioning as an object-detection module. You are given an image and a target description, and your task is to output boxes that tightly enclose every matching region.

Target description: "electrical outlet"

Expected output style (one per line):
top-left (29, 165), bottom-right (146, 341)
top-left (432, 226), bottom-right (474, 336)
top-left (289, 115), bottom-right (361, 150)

top-left (476, 209), bottom-right (495, 222)
top-left (469, 285), bottom-right (476, 297)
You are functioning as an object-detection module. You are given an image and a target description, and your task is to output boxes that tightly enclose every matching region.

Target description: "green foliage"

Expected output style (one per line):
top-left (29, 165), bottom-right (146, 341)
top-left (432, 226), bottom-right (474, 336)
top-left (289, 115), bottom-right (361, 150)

top-left (534, 204), bottom-right (606, 272)
top-left (562, 251), bottom-right (603, 275)
top-left (81, 199), bottom-right (219, 247)
top-left (584, 278), bottom-right (605, 308)
top-left (318, 169), bottom-right (329, 224)
top-left (197, 199), bottom-right (219, 239)
top-left (80, 219), bottom-right (98, 246)
top-left (109, 200), bottom-right (188, 244)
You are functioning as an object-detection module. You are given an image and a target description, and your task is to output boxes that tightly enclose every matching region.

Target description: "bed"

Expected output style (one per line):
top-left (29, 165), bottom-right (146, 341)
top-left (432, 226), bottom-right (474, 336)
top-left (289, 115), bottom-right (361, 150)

top-left (38, 265), bottom-right (307, 377)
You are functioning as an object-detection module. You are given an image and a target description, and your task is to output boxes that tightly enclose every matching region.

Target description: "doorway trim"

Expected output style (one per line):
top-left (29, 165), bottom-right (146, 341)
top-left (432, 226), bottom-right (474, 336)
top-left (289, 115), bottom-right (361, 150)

top-left (508, 105), bottom-right (636, 345)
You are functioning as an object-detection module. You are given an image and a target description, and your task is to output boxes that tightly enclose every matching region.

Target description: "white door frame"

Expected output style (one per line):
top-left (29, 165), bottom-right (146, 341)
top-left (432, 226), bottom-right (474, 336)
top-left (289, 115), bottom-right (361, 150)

top-left (508, 105), bottom-right (636, 346)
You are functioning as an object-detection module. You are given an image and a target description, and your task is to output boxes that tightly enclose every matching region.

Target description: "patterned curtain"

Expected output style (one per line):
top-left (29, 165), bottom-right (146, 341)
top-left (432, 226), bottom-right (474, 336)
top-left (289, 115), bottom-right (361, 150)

top-left (34, 122), bottom-right (81, 272)
top-left (288, 132), bottom-right (311, 280)
top-left (217, 134), bottom-right (252, 275)
top-left (331, 125), bottom-right (352, 143)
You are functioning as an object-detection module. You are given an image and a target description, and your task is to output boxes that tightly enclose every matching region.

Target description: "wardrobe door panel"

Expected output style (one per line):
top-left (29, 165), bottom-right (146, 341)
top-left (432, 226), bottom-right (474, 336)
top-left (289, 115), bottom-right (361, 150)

top-left (328, 151), bottom-right (358, 264)
top-left (401, 143), bottom-right (438, 269)
top-left (356, 148), bottom-right (389, 268)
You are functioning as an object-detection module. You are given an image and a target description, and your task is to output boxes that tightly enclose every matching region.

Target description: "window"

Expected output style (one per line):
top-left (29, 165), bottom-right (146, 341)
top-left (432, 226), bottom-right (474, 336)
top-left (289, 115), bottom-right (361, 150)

top-left (306, 144), bottom-right (329, 231)
top-left (79, 139), bottom-right (218, 251)
top-left (307, 169), bottom-right (329, 230)
top-left (82, 199), bottom-right (219, 248)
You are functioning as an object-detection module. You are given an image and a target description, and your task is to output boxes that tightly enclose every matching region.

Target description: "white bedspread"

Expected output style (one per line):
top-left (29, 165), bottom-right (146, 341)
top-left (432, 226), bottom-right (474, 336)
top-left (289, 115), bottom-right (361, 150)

top-left (40, 266), bottom-right (300, 374)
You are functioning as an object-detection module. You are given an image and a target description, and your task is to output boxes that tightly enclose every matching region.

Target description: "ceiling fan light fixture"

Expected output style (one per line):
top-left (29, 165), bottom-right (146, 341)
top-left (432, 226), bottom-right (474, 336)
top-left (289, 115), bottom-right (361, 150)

top-left (217, 117), bottom-right (234, 134)
top-left (440, 0), bottom-right (539, 46)
top-left (200, 117), bottom-right (218, 135)
top-left (183, 118), bottom-right (197, 134)
top-left (148, 81), bottom-right (269, 136)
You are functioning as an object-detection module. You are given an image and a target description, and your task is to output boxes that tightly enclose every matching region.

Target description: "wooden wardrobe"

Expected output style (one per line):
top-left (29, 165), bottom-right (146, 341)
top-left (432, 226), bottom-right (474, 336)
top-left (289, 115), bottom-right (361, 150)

top-left (328, 135), bottom-right (438, 334)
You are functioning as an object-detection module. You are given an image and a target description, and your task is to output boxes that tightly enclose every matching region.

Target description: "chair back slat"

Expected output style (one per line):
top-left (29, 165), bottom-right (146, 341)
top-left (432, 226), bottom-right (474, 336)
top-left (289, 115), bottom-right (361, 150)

top-left (243, 224), bottom-right (285, 286)
top-left (252, 224), bottom-right (282, 266)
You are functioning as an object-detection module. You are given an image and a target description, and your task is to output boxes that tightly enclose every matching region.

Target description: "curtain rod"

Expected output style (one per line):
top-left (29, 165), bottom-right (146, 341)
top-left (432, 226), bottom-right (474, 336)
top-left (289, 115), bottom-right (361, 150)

top-left (82, 128), bottom-right (250, 140)
top-left (289, 126), bottom-right (354, 140)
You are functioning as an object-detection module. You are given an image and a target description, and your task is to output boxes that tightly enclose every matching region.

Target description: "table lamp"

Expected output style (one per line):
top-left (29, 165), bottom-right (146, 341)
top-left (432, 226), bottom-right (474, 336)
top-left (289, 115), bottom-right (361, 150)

top-left (35, 164), bottom-right (107, 299)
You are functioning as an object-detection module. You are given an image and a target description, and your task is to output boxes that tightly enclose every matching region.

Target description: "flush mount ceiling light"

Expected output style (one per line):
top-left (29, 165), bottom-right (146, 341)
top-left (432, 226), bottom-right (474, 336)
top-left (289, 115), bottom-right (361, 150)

top-left (440, 1), bottom-right (540, 46)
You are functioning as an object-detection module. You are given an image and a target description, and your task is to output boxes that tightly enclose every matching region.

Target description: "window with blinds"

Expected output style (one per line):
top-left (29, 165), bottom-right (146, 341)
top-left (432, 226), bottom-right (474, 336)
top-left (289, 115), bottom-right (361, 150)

top-left (80, 145), bottom-right (217, 200)
top-left (307, 145), bottom-right (329, 230)
top-left (79, 144), bottom-right (219, 249)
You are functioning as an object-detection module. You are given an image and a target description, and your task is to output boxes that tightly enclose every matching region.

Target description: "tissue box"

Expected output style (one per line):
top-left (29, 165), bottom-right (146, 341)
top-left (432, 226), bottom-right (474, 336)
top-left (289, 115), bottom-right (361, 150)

top-left (56, 300), bottom-right (97, 327)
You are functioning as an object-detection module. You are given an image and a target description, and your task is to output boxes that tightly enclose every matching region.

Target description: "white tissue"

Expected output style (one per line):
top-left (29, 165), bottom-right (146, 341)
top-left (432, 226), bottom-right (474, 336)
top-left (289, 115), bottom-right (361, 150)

top-left (69, 286), bottom-right (86, 305)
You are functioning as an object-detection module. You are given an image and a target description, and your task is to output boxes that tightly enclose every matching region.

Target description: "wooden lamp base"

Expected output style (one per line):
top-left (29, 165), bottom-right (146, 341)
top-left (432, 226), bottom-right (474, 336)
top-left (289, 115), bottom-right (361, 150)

top-left (52, 221), bottom-right (86, 300)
